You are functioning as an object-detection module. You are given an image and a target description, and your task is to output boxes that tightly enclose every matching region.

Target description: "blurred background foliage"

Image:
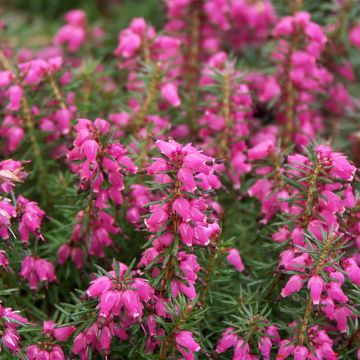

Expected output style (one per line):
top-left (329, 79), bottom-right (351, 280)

top-left (1, 0), bottom-right (164, 51)
top-left (2, 0), bottom-right (163, 24)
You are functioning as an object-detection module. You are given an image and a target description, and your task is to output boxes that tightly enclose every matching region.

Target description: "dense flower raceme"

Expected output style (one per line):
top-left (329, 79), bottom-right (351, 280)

top-left (249, 143), bottom-right (359, 357)
top-left (0, 159), bottom-right (46, 258)
top-left (196, 54), bottom-right (253, 188)
top-left (63, 118), bottom-right (137, 260)
top-left (272, 11), bottom-right (333, 146)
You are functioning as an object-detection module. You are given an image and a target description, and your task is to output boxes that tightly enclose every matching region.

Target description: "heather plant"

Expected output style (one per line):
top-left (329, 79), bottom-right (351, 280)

top-left (0, 0), bottom-right (360, 359)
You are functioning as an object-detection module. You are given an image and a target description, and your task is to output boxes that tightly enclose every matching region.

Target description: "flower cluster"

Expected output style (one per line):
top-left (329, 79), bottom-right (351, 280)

top-left (72, 262), bottom-right (153, 357)
top-left (0, 304), bottom-right (28, 354)
top-left (26, 321), bottom-right (75, 360)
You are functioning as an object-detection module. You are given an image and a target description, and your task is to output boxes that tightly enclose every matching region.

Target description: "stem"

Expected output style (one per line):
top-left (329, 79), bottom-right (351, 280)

top-left (289, 0), bottom-right (303, 13)
top-left (185, 0), bottom-right (203, 132)
top-left (302, 162), bottom-right (321, 227)
top-left (160, 178), bottom-right (181, 297)
top-left (81, 76), bottom-right (91, 118)
top-left (159, 302), bottom-right (193, 360)
top-left (298, 233), bottom-right (336, 344)
top-left (282, 44), bottom-right (297, 147)
top-left (47, 73), bottom-right (66, 109)
top-left (199, 237), bottom-right (219, 305)
top-left (219, 67), bottom-right (232, 160)
top-left (132, 63), bottom-right (162, 133)
top-left (141, 29), bottom-right (151, 66)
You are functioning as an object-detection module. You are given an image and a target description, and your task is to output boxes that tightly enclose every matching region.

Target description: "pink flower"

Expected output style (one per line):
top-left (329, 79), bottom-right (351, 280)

top-left (308, 275), bottom-right (323, 304)
top-left (20, 256), bottom-right (56, 290)
top-left (349, 25), bottom-right (360, 49)
top-left (226, 248), bottom-right (244, 272)
top-left (343, 258), bottom-right (360, 286)
top-left (2, 328), bottom-right (20, 353)
top-left (7, 85), bottom-right (23, 111)
top-left (281, 275), bottom-right (304, 298)
top-left (173, 197), bottom-right (190, 220)
top-left (161, 83), bottom-right (181, 107)
top-left (114, 29), bottom-right (141, 58)
top-left (293, 345), bottom-right (308, 360)
top-left (276, 340), bottom-right (294, 360)
top-left (54, 25), bottom-right (86, 52)
top-left (86, 263), bottom-right (154, 320)
top-left (65, 9), bottom-right (86, 27)
top-left (216, 327), bottom-right (237, 353)
top-left (42, 320), bottom-right (76, 342)
top-left (175, 331), bottom-right (200, 358)
top-left (248, 139), bottom-right (275, 160)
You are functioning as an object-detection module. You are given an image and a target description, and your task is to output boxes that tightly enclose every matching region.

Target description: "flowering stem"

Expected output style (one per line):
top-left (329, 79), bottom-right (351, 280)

top-left (302, 163), bottom-right (321, 226)
top-left (283, 59), bottom-right (296, 147)
top-left (219, 68), bottom-right (232, 160)
top-left (200, 236), bottom-right (219, 305)
top-left (159, 302), bottom-right (193, 360)
top-left (289, 0), bottom-right (303, 13)
top-left (185, 0), bottom-right (203, 132)
top-left (47, 73), bottom-right (66, 109)
top-left (132, 62), bottom-right (162, 133)
top-left (298, 233), bottom-right (336, 344)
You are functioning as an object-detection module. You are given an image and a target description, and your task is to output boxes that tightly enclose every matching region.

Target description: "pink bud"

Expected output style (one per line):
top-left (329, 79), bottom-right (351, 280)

top-left (248, 140), bottom-right (275, 161)
top-left (53, 326), bottom-right (76, 342)
top-left (173, 197), bottom-right (190, 220)
top-left (82, 139), bottom-right (98, 162)
top-left (344, 259), bottom-right (360, 285)
top-left (178, 168), bottom-right (197, 192)
top-left (0, 71), bottom-right (13, 87)
top-left (72, 332), bottom-right (87, 354)
top-left (7, 85), bottom-right (23, 111)
top-left (179, 222), bottom-right (194, 246)
top-left (161, 83), bottom-right (181, 107)
top-left (327, 282), bottom-right (348, 303)
top-left (276, 340), bottom-right (294, 360)
top-left (281, 275), bottom-right (303, 298)
top-left (175, 330), bottom-right (200, 353)
top-left (308, 275), bottom-right (323, 304)
top-left (216, 327), bottom-right (237, 353)
top-left (57, 244), bottom-right (71, 265)
top-left (71, 248), bottom-right (84, 269)
top-left (122, 290), bottom-right (143, 318)
top-left (86, 276), bottom-right (112, 297)
top-left (2, 328), bottom-right (20, 353)
top-left (99, 291), bottom-right (119, 318)
top-left (349, 25), bottom-right (360, 49)
top-left (293, 345), bottom-right (308, 360)
top-left (226, 249), bottom-right (245, 272)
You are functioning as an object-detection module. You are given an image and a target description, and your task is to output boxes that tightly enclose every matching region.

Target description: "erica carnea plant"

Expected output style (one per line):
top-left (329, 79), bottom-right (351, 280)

top-left (0, 0), bottom-right (360, 359)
